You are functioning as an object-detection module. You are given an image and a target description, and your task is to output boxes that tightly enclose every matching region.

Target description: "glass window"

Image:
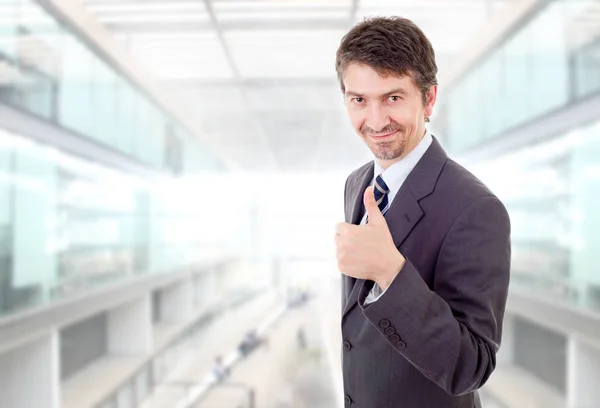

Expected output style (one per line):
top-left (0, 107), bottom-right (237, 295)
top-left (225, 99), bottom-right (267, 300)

top-left (12, 138), bottom-right (57, 306)
top-left (0, 127), bottom-right (156, 316)
top-left (117, 81), bottom-right (137, 155)
top-left (1, 0), bottom-right (222, 173)
top-left (502, 26), bottom-right (530, 131)
top-left (135, 97), bottom-right (152, 164)
top-left (90, 55), bottom-right (117, 147)
top-left (58, 34), bottom-right (92, 136)
top-left (446, 81), bottom-right (468, 152)
top-left (573, 37), bottom-right (600, 99)
top-left (10, 0), bottom-right (61, 120)
top-left (442, 0), bottom-right (583, 150)
top-left (0, 131), bottom-right (14, 314)
top-left (529, 0), bottom-right (569, 115)
top-left (568, 121), bottom-right (600, 298)
top-left (471, 118), bottom-right (600, 313)
top-left (148, 105), bottom-right (166, 167)
top-left (463, 67), bottom-right (482, 149)
top-left (480, 50), bottom-right (503, 139)
top-left (0, 0), bottom-right (18, 59)
top-left (0, 0), bottom-right (18, 107)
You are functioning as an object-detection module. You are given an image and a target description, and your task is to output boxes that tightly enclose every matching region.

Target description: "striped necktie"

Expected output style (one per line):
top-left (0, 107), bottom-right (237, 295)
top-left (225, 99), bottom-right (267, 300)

top-left (365, 175), bottom-right (390, 300)
top-left (373, 174), bottom-right (390, 215)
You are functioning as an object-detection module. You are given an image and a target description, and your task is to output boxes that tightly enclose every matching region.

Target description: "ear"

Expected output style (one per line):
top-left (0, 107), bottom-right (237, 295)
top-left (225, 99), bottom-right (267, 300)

top-left (424, 85), bottom-right (438, 119)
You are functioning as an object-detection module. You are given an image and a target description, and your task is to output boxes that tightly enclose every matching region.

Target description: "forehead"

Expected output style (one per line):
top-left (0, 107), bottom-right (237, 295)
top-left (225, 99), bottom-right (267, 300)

top-left (342, 63), bottom-right (417, 96)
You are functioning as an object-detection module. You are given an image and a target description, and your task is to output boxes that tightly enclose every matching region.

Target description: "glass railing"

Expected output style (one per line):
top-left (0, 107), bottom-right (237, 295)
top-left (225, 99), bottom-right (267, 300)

top-left (468, 119), bottom-right (600, 314)
top-left (0, 126), bottom-right (234, 317)
top-left (439, 0), bottom-right (600, 152)
top-left (0, 0), bottom-right (222, 173)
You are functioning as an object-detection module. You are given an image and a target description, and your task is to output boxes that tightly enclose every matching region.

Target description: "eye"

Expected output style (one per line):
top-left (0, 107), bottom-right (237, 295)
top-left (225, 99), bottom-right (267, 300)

top-left (352, 97), bottom-right (365, 105)
top-left (388, 95), bottom-right (401, 102)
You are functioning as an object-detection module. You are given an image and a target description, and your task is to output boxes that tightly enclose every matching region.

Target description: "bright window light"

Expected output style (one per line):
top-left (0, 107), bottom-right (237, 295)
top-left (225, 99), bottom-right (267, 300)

top-left (86, 2), bottom-right (206, 14)
top-left (214, 0), bottom-right (351, 12)
top-left (217, 11), bottom-right (349, 21)
top-left (97, 12), bottom-right (210, 23)
top-left (226, 30), bottom-right (343, 78)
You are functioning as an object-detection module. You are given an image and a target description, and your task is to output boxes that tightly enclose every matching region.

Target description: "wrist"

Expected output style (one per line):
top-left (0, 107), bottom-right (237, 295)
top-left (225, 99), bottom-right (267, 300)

top-left (377, 253), bottom-right (405, 290)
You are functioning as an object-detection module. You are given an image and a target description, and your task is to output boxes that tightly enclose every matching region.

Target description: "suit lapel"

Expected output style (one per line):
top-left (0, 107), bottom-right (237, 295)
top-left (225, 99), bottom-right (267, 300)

top-left (384, 183), bottom-right (423, 248)
top-left (349, 164), bottom-right (374, 225)
top-left (342, 137), bottom-right (448, 319)
top-left (386, 137), bottom-right (448, 249)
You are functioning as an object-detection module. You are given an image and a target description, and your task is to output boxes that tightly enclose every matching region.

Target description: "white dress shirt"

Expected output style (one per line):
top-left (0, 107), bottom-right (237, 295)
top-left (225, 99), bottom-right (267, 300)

top-left (362, 129), bottom-right (433, 304)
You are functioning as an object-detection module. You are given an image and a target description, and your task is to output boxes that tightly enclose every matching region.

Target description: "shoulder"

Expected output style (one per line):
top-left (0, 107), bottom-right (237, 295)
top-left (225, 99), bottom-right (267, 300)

top-left (435, 158), bottom-right (508, 218)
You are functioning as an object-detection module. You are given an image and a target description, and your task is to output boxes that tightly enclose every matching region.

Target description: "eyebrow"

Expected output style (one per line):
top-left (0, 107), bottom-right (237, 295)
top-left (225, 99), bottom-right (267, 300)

top-left (345, 87), bottom-right (409, 98)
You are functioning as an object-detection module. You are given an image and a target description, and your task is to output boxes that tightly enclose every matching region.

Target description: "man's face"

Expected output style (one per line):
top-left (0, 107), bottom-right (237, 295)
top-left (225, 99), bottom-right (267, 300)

top-left (342, 63), bottom-right (437, 168)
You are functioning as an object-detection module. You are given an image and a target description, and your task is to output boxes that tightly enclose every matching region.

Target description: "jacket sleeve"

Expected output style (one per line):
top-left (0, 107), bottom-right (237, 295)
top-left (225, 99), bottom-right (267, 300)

top-left (358, 195), bottom-right (511, 396)
top-left (342, 175), bottom-right (351, 311)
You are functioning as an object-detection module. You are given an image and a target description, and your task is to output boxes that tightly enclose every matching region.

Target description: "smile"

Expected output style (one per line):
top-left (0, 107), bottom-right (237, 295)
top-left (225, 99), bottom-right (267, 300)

top-left (368, 130), bottom-right (398, 140)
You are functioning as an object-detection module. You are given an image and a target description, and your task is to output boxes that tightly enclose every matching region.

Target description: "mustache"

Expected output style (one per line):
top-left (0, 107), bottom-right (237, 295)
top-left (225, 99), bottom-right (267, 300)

top-left (361, 123), bottom-right (405, 136)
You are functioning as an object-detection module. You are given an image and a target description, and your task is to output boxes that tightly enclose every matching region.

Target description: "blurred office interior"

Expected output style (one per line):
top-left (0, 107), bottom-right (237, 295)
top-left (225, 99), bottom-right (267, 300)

top-left (0, 0), bottom-right (599, 407)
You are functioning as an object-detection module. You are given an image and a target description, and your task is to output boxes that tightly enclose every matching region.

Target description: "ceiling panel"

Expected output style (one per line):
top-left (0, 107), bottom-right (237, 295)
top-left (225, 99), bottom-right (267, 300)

top-left (212, 0), bottom-right (352, 12)
top-left (127, 32), bottom-right (234, 80)
top-left (225, 29), bottom-right (344, 78)
top-left (86, 1), bottom-right (207, 14)
top-left (81, 0), bottom-right (522, 171)
top-left (244, 83), bottom-right (343, 111)
top-left (356, 0), bottom-right (494, 55)
top-left (163, 82), bottom-right (247, 112)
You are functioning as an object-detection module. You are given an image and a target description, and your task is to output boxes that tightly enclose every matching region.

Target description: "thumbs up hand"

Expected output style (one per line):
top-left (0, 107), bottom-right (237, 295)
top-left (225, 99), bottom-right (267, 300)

top-left (363, 184), bottom-right (388, 226)
top-left (335, 186), bottom-right (406, 290)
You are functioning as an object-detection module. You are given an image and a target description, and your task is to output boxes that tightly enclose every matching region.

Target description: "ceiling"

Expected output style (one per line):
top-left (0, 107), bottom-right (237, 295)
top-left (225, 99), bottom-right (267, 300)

top-left (81, 0), bottom-right (520, 172)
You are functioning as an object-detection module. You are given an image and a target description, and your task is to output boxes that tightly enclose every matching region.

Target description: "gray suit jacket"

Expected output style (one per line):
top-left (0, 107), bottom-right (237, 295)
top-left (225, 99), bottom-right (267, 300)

top-left (341, 137), bottom-right (511, 408)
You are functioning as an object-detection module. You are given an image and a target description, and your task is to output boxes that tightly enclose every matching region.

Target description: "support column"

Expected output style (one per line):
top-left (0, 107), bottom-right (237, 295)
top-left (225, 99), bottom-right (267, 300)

top-left (0, 332), bottom-right (59, 408)
top-left (193, 268), bottom-right (216, 308)
top-left (160, 278), bottom-right (193, 323)
top-left (108, 294), bottom-right (152, 355)
top-left (207, 266), bottom-right (217, 303)
top-left (567, 336), bottom-right (600, 408)
top-left (497, 313), bottom-right (515, 366)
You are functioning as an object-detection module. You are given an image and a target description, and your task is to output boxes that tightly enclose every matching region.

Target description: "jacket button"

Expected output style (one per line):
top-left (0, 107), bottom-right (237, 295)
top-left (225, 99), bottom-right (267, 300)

top-left (345, 395), bottom-right (352, 405)
top-left (396, 340), bottom-right (407, 349)
top-left (384, 326), bottom-right (396, 335)
top-left (343, 341), bottom-right (352, 351)
top-left (378, 319), bottom-right (391, 328)
top-left (389, 334), bottom-right (400, 343)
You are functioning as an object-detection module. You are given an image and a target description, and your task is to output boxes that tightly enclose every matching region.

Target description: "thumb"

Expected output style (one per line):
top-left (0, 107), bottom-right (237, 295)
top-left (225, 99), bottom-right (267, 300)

top-left (363, 186), bottom-right (385, 225)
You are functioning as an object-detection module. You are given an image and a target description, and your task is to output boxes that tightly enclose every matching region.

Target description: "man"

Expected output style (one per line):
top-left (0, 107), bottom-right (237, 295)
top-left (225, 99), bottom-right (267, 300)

top-left (334, 17), bottom-right (511, 408)
top-left (212, 356), bottom-right (229, 383)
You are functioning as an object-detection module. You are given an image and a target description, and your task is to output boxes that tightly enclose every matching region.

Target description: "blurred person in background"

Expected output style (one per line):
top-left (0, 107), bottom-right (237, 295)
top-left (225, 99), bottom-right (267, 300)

top-left (334, 17), bottom-right (511, 408)
top-left (238, 329), bottom-right (267, 357)
top-left (212, 356), bottom-right (229, 383)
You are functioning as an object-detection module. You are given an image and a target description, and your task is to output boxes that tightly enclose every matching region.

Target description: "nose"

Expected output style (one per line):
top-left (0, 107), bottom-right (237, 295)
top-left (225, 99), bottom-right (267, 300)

top-left (365, 103), bottom-right (391, 133)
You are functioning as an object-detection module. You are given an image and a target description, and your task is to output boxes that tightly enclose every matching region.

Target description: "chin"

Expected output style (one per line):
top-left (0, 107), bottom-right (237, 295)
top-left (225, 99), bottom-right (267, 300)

top-left (371, 144), bottom-right (405, 161)
top-left (376, 152), bottom-right (403, 161)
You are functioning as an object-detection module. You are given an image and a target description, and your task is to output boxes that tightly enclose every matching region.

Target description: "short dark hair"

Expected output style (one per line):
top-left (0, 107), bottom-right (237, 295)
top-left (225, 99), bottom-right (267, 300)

top-left (335, 16), bottom-right (438, 105)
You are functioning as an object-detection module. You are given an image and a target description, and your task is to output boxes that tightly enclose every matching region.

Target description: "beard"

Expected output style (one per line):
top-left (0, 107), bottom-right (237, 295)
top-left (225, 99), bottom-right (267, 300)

top-left (361, 122), bottom-right (408, 161)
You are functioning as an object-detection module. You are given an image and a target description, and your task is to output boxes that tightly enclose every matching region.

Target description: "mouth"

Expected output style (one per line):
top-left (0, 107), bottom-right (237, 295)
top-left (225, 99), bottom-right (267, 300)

top-left (368, 130), bottom-right (398, 140)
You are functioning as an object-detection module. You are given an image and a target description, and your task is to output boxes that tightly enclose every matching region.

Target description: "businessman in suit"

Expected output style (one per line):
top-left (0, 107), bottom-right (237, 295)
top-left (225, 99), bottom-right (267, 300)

top-left (334, 17), bottom-right (511, 408)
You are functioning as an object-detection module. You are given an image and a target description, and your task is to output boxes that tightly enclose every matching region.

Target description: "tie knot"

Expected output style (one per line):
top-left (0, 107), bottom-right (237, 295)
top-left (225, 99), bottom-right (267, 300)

top-left (373, 175), bottom-right (389, 215)
top-left (375, 175), bottom-right (389, 194)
